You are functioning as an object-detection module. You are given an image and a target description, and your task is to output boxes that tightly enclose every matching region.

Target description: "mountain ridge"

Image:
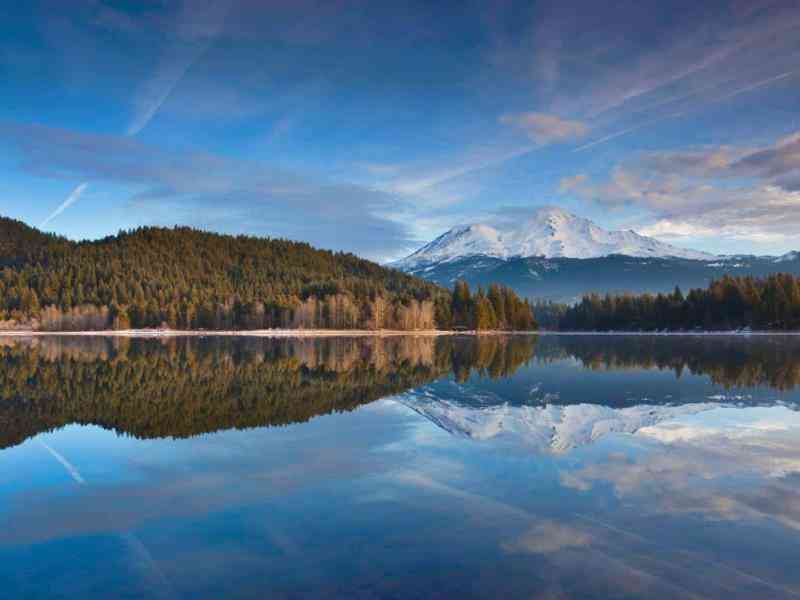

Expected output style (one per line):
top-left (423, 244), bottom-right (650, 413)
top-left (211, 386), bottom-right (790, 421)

top-left (394, 206), bottom-right (716, 270)
top-left (393, 207), bottom-right (800, 302)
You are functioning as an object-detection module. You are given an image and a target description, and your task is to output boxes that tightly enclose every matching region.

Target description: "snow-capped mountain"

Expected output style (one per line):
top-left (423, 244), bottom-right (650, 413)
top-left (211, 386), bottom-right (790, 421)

top-left (394, 206), bottom-right (716, 270)
top-left (390, 206), bottom-right (800, 302)
top-left (396, 390), bottom-right (720, 453)
top-left (775, 251), bottom-right (800, 263)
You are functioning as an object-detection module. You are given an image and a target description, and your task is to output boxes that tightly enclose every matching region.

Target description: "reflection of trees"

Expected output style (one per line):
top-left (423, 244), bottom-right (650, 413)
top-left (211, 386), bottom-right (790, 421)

top-left (551, 335), bottom-right (800, 391)
top-left (0, 335), bottom-right (537, 449)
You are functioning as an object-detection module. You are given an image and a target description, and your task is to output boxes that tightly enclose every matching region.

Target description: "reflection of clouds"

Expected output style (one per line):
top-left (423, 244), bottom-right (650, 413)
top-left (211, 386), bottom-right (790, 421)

top-left (502, 520), bottom-right (592, 555)
top-left (1, 415), bottom-right (401, 547)
top-left (560, 407), bottom-right (800, 529)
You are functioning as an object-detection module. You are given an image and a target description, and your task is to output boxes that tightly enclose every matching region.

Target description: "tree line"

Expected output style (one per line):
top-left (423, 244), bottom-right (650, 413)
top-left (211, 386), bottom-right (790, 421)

top-left (548, 334), bottom-right (800, 391)
top-left (436, 281), bottom-right (537, 331)
top-left (0, 334), bottom-right (538, 448)
top-left (559, 274), bottom-right (800, 332)
top-left (0, 217), bottom-right (536, 331)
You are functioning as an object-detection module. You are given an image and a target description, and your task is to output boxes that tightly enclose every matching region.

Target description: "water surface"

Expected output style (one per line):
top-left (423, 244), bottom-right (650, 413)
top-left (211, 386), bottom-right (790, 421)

top-left (2, 334), bottom-right (800, 599)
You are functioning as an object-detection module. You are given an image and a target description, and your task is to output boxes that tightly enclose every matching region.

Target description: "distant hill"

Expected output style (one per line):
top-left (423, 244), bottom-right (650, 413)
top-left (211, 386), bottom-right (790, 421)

top-left (0, 217), bottom-right (534, 331)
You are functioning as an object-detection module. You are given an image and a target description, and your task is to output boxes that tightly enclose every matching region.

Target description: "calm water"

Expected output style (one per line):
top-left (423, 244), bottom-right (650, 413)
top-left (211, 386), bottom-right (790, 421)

top-left (2, 334), bottom-right (800, 599)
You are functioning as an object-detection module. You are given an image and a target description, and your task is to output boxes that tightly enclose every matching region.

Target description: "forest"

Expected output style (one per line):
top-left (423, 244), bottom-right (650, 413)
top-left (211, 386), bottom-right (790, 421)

top-left (3, 332), bottom-right (799, 450)
top-left (0, 216), bottom-right (536, 331)
top-left (559, 274), bottom-right (800, 331)
top-left (0, 334), bottom-right (538, 448)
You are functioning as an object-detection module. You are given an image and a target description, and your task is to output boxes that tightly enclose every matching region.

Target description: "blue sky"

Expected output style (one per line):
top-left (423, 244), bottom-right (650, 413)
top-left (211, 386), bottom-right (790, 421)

top-left (1, 0), bottom-right (800, 260)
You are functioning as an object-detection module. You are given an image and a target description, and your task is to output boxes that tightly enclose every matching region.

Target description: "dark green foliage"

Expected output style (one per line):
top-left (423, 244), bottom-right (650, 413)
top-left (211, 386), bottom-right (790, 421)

top-left (531, 300), bottom-right (569, 330)
top-left (449, 281), bottom-right (537, 331)
top-left (0, 218), bottom-right (450, 330)
top-left (0, 334), bottom-right (538, 449)
top-left (0, 217), bottom-right (537, 331)
top-left (560, 274), bottom-right (800, 331)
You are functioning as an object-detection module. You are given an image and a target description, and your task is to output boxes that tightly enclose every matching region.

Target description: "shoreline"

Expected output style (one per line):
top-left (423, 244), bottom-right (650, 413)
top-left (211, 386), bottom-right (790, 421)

top-left (0, 328), bottom-right (540, 338)
top-left (537, 330), bottom-right (800, 336)
top-left (0, 329), bottom-right (798, 338)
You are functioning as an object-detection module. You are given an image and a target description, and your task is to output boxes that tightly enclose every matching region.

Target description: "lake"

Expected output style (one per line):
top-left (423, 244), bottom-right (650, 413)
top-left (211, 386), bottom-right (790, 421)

top-left (2, 334), bottom-right (800, 599)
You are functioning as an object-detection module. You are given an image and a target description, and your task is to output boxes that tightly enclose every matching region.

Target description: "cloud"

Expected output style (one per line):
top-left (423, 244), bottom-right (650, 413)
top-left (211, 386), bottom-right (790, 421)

top-left (502, 520), bottom-right (593, 555)
top-left (558, 174), bottom-right (588, 194)
top-left (500, 112), bottom-right (588, 144)
top-left (732, 131), bottom-right (800, 190)
top-left (33, 1), bottom-right (234, 227)
top-left (560, 130), bottom-right (800, 246)
top-left (387, 144), bottom-right (537, 197)
top-left (560, 407), bottom-right (800, 531)
top-left (637, 220), bottom-right (717, 239)
top-left (39, 182), bottom-right (88, 228)
top-left (2, 122), bottom-right (413, 259)
top-left (571, 71), bottom-right (796, 153)
top-left (521, 0), bottom-right (800, 117)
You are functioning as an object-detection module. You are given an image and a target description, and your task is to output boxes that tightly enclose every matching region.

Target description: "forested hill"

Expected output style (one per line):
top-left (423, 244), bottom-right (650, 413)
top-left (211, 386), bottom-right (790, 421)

top-left (0, 217), bottom-right (536, 332)
top-left (0, 216), bottom-right (67, 267)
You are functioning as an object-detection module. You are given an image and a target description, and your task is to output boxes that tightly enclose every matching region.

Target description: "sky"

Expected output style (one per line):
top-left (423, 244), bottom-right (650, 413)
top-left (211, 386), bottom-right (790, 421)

top-left (1, 0), bottom-right (800, 261)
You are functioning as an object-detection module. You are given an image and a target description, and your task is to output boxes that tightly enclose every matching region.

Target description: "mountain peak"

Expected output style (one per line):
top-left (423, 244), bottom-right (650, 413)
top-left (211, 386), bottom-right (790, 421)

top-left (394, 206), bottom-right (716, 268)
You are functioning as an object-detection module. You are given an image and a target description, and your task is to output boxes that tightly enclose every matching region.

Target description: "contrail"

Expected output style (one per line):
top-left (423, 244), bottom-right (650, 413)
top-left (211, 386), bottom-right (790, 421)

top-left (573, 114), bottom-right (681, 152)
top-left (125, 46), bottom-right (207, 136)
top-left (45, 0), bottom-right (233, 224)
top-left (707, 70), bottom-right (794, 105)
top-left (126, 0), bottom-right (232, 136)
top-left (40, 440), bottom-right (86, 484)
top-left (39, 439), bottom-right (175, 599)
top-left (575, 513), bottom-right (800, 597)
top-left (392, 144), bottom-right (539, 195)
top-left (573, 71), bottom-right (795, 153)
top-left (39, 182), bottom-right (88, 229)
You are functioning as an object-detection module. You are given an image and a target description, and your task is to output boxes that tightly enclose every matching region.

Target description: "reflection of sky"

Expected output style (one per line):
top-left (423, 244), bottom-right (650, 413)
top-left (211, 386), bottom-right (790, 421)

top-left (3, 398), bottom-right (800, 598)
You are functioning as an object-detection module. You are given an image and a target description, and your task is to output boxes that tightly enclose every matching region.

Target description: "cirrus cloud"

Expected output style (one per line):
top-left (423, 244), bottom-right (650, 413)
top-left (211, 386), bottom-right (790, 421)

top-left (1, 121), bottom-right (415, 259)
top-left (500, 112), bottom-right (589, 144)
top-left (559, 130), bottom-right (800, 249)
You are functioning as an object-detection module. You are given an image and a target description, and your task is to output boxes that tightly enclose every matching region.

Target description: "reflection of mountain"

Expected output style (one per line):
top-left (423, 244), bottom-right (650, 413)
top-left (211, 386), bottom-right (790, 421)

top-left (396, 335), bottom-right (800, 451)
top-left (0, 335), bottom-right (537, 449)
top-left (4, 333), bottom-right (800, 451)
top-left (398, 389), bottom-right (719, 452)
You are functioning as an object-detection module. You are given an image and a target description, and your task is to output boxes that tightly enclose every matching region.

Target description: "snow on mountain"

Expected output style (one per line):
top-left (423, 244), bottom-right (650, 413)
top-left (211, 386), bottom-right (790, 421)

top-left (775, 251), bottom-right (800, 263)
top-left (396, 390), bottom-right (720, 453)
top-left (394, 206), bottom-right (716, 269)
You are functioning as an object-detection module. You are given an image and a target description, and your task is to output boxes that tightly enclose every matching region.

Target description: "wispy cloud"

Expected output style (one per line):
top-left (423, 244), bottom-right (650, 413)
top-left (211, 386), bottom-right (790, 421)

top-left (561, 129), bottom-right (800, 248)
top-left (573, 71), bottom-right (796, 153)
top-left (385, 144), bottom-right (538, 199)
top-left (5, 122), bottom-right (414, 259)
top-left (40, 1), bottom-right (233, 228)
top-left (500, 112), bottom-right (588, 144)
